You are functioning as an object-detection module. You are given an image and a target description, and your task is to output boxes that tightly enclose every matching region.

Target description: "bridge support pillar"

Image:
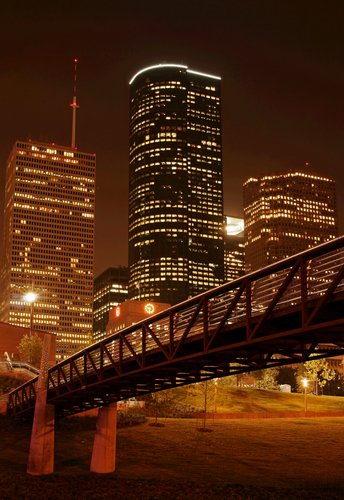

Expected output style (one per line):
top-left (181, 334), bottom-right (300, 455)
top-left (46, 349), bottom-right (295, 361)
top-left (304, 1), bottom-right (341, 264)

top-left (27, 333), bottom-right (55, 476)
top-left (90, 402), bottom-right (117, 474)
top-left (27, 389), bottom-right (55, 475)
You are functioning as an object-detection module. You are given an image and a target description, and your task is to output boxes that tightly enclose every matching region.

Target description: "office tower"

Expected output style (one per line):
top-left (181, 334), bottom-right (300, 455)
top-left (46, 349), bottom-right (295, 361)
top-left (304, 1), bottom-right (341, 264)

top-left (93, 266), bottom-right (129, 342)
top-left (224, 216), bottom-right (245, 282)
top-left (243, 170), bottom-right (338, 272)
top-left (0, 140), bottom-right (96, 360)
top-left (128, 64), bottom-right (224, 304)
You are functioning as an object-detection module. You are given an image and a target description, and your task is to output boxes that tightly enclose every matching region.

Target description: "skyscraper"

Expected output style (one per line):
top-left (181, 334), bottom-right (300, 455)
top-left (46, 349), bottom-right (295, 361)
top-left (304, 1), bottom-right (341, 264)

top-left (243, 170), bottom-right (338, 272)
top-left (0, 140), bottom-right (96, 360)
top-left (224, 216), bottom-right (245, 282)
top-left (128, 64), bottom-right (224, 304)
top-left (93, 266), bottom-right (129, 342)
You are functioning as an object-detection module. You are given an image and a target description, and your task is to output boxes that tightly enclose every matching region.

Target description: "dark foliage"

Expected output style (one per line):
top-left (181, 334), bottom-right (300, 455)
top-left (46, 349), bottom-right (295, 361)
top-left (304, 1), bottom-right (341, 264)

top-left (0, 374), bottom-right (27, 395)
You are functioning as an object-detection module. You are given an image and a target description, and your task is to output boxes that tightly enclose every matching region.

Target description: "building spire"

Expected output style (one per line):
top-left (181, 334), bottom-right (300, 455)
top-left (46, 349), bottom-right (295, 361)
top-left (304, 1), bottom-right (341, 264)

top-left (70, 58), bottom-right (79, 149)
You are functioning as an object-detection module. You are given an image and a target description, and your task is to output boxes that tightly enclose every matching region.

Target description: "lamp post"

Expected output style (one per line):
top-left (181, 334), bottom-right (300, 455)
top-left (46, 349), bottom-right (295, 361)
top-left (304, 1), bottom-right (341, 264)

top-left (23, 291), bottom-right (38, 337)
top-left (214, 378), bottom-right (218, 414)
top-left (23, 291), bottom-right (37, 365)
top-left (302, 378), bottom-right (309, 412)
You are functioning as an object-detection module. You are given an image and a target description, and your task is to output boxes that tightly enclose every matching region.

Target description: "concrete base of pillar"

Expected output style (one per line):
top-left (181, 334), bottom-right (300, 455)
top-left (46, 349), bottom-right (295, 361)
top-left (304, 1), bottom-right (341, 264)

top-left (27, 389), bottom-right (55, 475)
top-left (90, 402), bottom-right (117, 474)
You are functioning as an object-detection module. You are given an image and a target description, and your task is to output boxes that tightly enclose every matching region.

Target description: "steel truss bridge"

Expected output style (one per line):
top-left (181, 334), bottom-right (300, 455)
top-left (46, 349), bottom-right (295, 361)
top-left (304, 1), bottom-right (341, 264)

top-left (8, 236), bottom-right (344, 419)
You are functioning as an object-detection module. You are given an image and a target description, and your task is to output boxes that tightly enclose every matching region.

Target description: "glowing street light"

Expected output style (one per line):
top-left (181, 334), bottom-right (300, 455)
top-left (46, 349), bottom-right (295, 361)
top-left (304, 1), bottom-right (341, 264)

top-left (302, 378), bottom-right (309, 412)
top-left (24, 291), bottom-right (38, 304)
top-left (23, 291), bottom-right (38, 337)
top-left (23, 290), bottom-right (38, 366)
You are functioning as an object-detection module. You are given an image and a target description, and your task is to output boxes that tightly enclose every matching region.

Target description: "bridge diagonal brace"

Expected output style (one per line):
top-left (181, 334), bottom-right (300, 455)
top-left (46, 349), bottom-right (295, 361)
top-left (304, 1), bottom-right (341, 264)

top-left (85, 352), bottom-right (102, 381)
top-left (59, 365), bottom-right (72, 391)
top-left (305, 264), bottom-right (344, 326)
top-left (121, 333), bottom-right (143, 368)
top-left (206, 281), bottom-right (246, 351)
top-left (249, 259), bottom-right (301, 341)
top-left (172, 300), bottom-right (204, 359)
top-left (48, 372), bottom-right (57, 390)
top-left (30, 382), bottom-right (37, 400)
top-left (70, 359), bottom-right (84, 386)
top-left (22, 387), bottom-right (29, 406)
top-left (103, 344), bottom-right (121, 375)
top-left (145, 324), bottom-right (170, 360)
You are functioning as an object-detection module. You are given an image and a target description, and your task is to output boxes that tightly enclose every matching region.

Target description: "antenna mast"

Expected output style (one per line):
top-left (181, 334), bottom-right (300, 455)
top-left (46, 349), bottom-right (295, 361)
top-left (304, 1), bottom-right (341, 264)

top-left (70, 58), bottom-right (79, 149)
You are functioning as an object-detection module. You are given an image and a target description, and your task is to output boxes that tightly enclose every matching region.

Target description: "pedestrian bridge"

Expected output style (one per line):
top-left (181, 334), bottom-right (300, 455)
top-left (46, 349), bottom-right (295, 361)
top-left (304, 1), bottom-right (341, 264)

top-left (8, 236), bottom-right (344, 420)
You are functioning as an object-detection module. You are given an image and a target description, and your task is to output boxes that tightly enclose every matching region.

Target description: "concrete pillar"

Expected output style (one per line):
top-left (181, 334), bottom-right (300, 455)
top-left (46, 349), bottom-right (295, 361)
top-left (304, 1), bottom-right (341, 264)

top-left (27, 390), bottom-right (55, 475)
top-left (27, 333), bottom-right (55, 475)
top-left (90, 402), bottom-right (117, 473)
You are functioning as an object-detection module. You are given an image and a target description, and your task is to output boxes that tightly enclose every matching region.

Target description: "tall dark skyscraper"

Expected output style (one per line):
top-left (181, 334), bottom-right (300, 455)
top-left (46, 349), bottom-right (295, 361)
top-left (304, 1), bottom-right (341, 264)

top-left (128, 64), bottom-right (224, 304)
top-left (243, 170), bottom-right (338, 272)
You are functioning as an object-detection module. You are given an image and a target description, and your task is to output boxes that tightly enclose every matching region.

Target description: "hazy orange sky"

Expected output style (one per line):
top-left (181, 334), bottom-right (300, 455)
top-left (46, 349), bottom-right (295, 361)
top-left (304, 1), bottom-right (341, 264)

top-left (1, 1), bottom-right (343, 275)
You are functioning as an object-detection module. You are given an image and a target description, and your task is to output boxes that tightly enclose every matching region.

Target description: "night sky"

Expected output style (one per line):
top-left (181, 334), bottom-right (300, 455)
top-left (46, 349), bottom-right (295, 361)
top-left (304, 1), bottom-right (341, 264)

top-left (1, 1), bottom-right (344, 275)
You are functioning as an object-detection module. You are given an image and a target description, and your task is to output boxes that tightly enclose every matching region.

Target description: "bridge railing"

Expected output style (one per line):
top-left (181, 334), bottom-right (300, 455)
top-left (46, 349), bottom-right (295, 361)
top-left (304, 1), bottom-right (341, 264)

top-left (47, 235), bottom-right (344, 387)
top-left (7, 235), bottom-right (344, 414)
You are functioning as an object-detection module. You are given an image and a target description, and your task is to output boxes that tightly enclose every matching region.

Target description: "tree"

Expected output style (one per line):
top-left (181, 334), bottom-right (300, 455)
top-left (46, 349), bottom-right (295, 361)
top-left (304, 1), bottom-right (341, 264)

top-left (323, 372), bottom-right (344, 396)
top-left (254, 367), bottom-right (279, 390)
top-left (193, 379), bottom-right (214, 431)
top-left (17, 334), bottom-right (43, 368)
top-left (298, 359), bottom-right (336, 395)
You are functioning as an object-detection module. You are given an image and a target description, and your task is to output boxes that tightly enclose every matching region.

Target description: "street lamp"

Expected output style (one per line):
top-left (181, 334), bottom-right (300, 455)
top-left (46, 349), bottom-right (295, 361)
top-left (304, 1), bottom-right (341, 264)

top-left (23, 291), bottom-right (38, 366)
top-left (214, 378), bottom-right (218, 414)
top-left (302, 378), bottom-right (309, 412)
top-left (23, 291), bottom-right (38, 338)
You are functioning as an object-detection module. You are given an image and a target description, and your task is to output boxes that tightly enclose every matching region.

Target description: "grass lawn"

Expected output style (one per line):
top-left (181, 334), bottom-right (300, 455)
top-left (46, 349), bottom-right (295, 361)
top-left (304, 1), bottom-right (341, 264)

top-left (119, 417), bottom-right (344, 490)
top-left (0, 415), bottom-right (343, 498)
top-left (169, 384), bottom-right (344, 414)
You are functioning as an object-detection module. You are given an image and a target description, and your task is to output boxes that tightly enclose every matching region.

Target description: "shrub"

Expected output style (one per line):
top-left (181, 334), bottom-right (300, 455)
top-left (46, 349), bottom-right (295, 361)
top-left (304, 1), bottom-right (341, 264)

top-left (117, 408), bottom-right (146, 427)
top-left (144, 394), bottom-right (202, 418)
top-left (0, 375), bottom-right (27, 395)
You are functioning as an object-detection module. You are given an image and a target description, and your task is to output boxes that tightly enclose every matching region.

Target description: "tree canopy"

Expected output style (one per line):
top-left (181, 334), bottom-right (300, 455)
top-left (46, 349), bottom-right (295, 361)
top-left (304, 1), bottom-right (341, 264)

top-left (17, 334), bottom-right (43, 368)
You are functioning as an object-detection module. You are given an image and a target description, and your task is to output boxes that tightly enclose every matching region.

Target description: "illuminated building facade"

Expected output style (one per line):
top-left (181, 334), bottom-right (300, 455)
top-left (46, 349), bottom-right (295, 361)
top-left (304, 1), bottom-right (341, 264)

top-left (129, 64), bottom-right (224, 304)
top-left (0, 140), bottom-right (96, 360)
top-left (243, 170), bottom-right (338, 272)
top-left (106, 299), bottom-right (170, 336)
top-left (93, 266), bottom-right (129, 342)
top-left (224, 216), bottom-right (245, 282)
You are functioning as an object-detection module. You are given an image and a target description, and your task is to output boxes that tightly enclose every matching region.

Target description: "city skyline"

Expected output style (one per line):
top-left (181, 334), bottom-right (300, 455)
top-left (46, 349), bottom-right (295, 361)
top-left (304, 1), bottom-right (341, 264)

top-left (1, 2), bottom-right (344, 276)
